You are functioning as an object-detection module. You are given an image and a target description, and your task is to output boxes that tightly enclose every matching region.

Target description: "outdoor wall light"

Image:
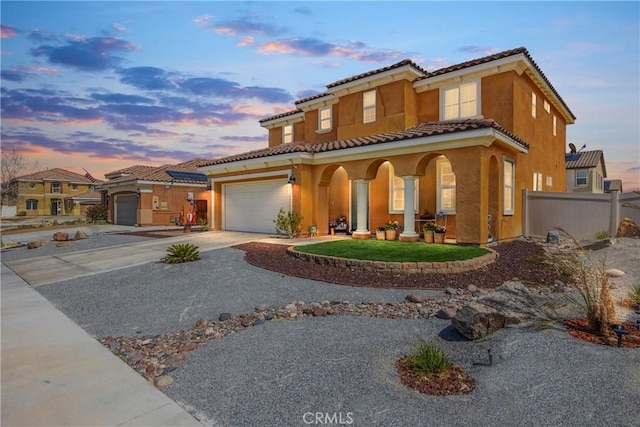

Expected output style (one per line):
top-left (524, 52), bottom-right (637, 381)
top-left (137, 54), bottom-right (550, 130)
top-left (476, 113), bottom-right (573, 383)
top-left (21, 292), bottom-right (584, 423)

top-left (287, 175), bottom-right (296, 184)
top-left (611, 324), bottom-right (629, 347)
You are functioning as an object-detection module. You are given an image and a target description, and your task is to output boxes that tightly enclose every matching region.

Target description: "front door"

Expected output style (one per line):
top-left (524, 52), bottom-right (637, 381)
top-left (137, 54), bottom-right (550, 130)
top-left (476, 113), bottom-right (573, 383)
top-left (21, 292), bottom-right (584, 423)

top-left (50, 199), bottom-right (61, 215)
top-left (195, 200), bottom-right (208, 225)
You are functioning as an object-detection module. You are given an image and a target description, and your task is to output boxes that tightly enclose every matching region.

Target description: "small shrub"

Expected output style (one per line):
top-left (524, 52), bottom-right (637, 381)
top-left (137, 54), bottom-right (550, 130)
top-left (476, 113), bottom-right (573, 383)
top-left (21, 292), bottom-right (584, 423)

top-left (273, 208), bottom-right (303, 238)
top-left (196, 217), bottom-right (208, 230)
top-left (163, 243), bottom-right (200, 264)
top-left (535, 228), bottom-right (616, 339)
top-left (407, 342), bottom-right (452, 376)
top-left (595, 231), bottom-right (609, 240)
top-left (85, 204), bottom-right (108, 222)
top-left (629, 285), bottom-right (640, 304)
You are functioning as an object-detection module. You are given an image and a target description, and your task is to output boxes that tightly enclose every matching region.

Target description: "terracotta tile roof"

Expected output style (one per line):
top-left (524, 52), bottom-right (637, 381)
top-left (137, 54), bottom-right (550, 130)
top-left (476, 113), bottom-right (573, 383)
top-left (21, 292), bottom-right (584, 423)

top-left (426, 47), bottom-right (575, 120)
top-left (326, 58), bottom-right (428, 88)
top-left (200, 119), bottom-right (529, 167)
top-left (565, 150), bottom-right (604, 169)
top-left (13, 168), bottom-right (101, 184)
top-left (260, 47), bottom-right (575, 124)
top-left (104, 165), bottom-right (156, 179)
top-left (295, 92), bottom-right (332, 106)
top-left (258, 109), bottom-right (303, 124)
top-left (67, 190), bottom-right (101, 201)
top-left (102, 159), bottom-right (212, 185)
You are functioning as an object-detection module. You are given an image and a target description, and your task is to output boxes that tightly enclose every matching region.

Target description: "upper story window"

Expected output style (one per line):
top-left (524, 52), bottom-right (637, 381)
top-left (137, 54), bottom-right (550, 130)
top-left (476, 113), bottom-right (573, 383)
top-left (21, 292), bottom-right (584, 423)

top-left (26, 199), bottom-right (38, 210)
top-left (596, 173), bottom-right (603, 190)
top-left (533, 171), bottom-right (543, 191)
top-left (443, 81), bottom-right (478, 120)
top-left (531, 92), bottom-right (537, 118)
top-left (575, 170), bottom-right (588, 187)
top-left (553, 115), bottom-right (557, 136)
top-left (318, 106), bottom-right (332, 132)
top-left (503, 158), bottom-right (515, 215)
top-left (52, 182), bottom-right (61, 193)
top-left (544, 99), bottom-right (550, 114)
top-left (363, 90), bottom-right (376, 124)
top-left (283, 124), bottom-right (293, 144)
top-left (437, 158), bottom-right (456, 214)
top-left (72, 184), bottom-right (78, 191)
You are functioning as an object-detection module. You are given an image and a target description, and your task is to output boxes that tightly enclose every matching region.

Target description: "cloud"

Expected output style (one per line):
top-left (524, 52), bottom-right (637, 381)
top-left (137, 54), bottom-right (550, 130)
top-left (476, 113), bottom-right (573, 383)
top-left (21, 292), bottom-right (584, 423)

top-left (257, 37), bottom-right (405, 63)
top-left (112, 23), bottom-right (130, 33)
top-left (293, 6), bottom-right (312, 15)
top-left (91, 93), bottom-right (155, 104)
top-left (1, 25), bottom-right (19, 39)
top-left (0, 65), bottom-right (59, 82)
top-left (456, 46), bottom-right (499, 56)
top-left (1, 87), bottom-right (102, 123)
top-left (30, 36), bottom-right (138, 71)
top-left (117, 66), bottom-right (178, 90)
top-left (210, 15), bottom-right (286, 37)
top-left (26, 29), bottom-right (59, 42)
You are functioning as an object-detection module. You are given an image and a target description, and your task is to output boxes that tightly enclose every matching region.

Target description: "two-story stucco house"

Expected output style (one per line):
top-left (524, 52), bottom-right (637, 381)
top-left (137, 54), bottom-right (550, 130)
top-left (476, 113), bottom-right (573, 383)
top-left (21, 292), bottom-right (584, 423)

top-left (565, 149), bottom-right (607, 193)
top-left (199, 47), bottom-right (575, 244)
top-left (6, 168), bottom-right (101, 216)
top-left (99, 159), bottom-right (211, 226)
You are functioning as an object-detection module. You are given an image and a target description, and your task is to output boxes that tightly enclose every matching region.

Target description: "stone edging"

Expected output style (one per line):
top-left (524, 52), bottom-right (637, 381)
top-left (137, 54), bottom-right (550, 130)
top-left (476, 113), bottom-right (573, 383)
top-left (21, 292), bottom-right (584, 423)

top-left (287, 246), bottom-right (497, 275)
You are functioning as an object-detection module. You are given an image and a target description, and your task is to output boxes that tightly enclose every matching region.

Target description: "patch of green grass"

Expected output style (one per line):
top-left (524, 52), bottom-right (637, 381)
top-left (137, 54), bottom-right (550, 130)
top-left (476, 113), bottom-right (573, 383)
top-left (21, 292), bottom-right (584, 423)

top-left (407, 342), bottom-right (452, 375)
top-left (294, 239), bottom-right (487, 262)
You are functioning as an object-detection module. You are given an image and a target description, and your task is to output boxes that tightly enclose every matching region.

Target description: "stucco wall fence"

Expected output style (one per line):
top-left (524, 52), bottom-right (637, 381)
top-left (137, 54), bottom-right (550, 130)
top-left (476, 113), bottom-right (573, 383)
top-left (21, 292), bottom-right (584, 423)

top-left (287, 246), bottom-right (497, 275)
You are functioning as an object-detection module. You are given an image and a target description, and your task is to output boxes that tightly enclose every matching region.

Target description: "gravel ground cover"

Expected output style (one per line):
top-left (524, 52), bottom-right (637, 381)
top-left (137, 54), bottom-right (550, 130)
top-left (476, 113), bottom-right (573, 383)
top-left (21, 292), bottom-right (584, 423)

top-left (9, 233), bottom-right (640, 426)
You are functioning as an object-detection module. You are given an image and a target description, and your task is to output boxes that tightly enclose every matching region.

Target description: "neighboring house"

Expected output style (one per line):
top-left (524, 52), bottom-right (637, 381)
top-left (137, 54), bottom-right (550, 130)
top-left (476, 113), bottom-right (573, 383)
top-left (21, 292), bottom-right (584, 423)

top-left (604, 179), bottom-right (623, 194)
top-left (5, 168), bottom-right (101, 216)
top-left (199, 47), bottom-right (575, 244)
top-left (98, 159), bottom-right (211, 226)
top-left (565, 150), bottom-right (607, 193)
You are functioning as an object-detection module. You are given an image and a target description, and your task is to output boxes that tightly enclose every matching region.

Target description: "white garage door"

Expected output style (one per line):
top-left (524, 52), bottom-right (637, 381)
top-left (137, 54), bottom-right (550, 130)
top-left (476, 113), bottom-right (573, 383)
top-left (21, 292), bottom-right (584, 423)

top-left (224, 180), bottom-right (290, 233)
top-left (115, 194), bottom-right (137, 225)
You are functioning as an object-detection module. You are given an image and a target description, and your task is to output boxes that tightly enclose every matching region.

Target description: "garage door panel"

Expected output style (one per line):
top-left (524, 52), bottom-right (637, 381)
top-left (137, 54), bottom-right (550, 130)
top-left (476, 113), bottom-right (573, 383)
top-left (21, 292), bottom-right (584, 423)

top-left (224, 180), bottom-right (290, 233)
top-left (115, 194), bottom-right (137, 226)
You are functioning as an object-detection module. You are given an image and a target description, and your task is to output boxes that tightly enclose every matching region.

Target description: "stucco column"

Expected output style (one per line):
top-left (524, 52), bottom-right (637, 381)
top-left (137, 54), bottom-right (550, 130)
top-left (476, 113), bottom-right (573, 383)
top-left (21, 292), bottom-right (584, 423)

top-left (399, 176), bottom-right (419, 242)
top-left (352, 179), bottom-right (370, 239)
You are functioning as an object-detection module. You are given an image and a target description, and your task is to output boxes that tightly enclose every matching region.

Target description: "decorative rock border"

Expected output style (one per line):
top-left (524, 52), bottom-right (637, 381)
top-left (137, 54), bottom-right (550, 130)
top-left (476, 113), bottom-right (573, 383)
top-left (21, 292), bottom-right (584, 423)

top-left (286, 246), bottom-right (497, 275)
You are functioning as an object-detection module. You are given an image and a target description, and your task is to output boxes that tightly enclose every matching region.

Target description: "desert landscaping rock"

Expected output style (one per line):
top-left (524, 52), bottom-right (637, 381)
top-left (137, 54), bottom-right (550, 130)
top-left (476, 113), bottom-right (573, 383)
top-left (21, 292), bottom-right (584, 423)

top-left (26, 239), bottom-right (48, 249)
top-left (616, 217), bottom-right (640, 238)
top-left (74, 230), bottom-right (89, 240)
top-left (218, 313), bottom-right (232, 321)
top-left (605, 268), bottom-right (625, 277)
top-left (52, 232), bottom-right (69, 241)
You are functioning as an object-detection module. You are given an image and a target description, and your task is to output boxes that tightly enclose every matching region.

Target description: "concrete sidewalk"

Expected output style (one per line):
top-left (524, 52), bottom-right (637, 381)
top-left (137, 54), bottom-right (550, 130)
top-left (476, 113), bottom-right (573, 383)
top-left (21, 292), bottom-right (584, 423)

top-left (1, 264), bottom-right (203, 427)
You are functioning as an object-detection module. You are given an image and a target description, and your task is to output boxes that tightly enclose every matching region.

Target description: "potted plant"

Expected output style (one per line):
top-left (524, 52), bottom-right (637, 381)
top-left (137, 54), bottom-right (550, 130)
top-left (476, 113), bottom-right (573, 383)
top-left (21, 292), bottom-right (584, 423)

top-left (309, 224), bottom-right (317, 236)
top-left (376, 225), bottom-right (386, 240)
top-left (434, 224), bottom-right (446, 244)
top-left (423, 222), bottom-right (436, 243)
top-left (385, 220), bottom-right (399, 241)
top-left (329, 220), bottom-right (338, 235)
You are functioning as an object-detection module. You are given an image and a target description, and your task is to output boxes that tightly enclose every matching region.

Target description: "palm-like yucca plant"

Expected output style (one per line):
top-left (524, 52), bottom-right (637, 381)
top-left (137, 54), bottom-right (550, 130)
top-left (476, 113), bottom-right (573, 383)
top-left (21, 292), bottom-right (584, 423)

top-left (163, 243), bottom-right (200, 264)
top-left (536, 228), bottom-right (616, 338)
top-left (407, 342), bottom-right (452, 376)
top-left (629, 285), bottom-right (640, 305)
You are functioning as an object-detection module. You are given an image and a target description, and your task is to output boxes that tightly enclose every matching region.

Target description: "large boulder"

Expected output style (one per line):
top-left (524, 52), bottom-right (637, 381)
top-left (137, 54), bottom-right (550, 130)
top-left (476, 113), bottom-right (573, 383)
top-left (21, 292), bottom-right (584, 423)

top-left (616, 218), bottom-right (640, 238)
top-left (53, 232), bottom-right (69, 241)
top-left (27, 239), bottom-right (49, 249)
top-left (74, 230), bottom-right (89, 240)
top-left (451, 281), bottom-right (542, 340)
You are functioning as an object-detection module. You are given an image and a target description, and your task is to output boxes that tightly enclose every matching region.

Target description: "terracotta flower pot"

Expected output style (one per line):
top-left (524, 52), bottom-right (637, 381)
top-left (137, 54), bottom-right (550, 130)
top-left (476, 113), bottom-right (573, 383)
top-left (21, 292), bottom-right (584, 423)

top-left (424, 230), bottom-right (434, 243)
top-left (385, 229), bottom-right (397, 240)
top-left (376, 230), bottom-right (386, 240)
top-left (434, 232), bottom-right (445, 244)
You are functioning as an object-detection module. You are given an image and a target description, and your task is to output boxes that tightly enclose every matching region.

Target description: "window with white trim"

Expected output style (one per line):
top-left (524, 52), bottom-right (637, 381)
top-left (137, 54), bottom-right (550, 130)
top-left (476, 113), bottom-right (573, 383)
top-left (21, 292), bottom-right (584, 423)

top-left (546, 176), bottom-right (553, 187)
top-left (544, 99), bottom-right (550, 114)
top-left (318, 106), bottom-right (332, 132)
top-left (575, 170), bottom-right (588, 187)
top-left (437, 158), bottom-right (456, 214)
top-left (26, 199), bottom-right (38, 211)
top-left (363, 90), bottom-right (376, 123)
top-left (443, 81), bottom-right (478, 120)
top-left (533, 171), bottom-right (543, 191)
top-left (388, 163), bottom-right (418, 214)
top-left (283, 124), bottom-right (293, 144)
top-left (531, 92), bottom-right (537, 118)
top-left (503, 158), bottom-right (515, 215)
top-left (52, 182), bottom-right (61, 193)
top-left (553, 115), bottom-right (557, 136)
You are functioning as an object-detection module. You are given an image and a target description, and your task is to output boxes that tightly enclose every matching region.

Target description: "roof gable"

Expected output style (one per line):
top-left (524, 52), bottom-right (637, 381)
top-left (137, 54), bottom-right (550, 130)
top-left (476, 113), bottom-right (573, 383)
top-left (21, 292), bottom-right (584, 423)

top-left (13, 167), bottom-right (101, 184)
top-left (565, 150), bottom-right (606, 176)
